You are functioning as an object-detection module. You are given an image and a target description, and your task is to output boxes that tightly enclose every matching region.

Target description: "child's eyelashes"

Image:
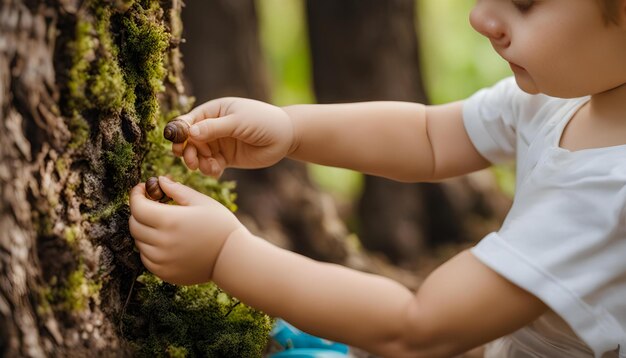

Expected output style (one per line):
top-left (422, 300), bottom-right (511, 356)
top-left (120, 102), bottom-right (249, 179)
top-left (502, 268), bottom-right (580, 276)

top-left (512, 0), bottom-right (535, 13)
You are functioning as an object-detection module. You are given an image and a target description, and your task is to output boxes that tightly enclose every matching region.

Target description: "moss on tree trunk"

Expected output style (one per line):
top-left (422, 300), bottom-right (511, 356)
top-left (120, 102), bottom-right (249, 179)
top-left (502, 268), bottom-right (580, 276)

top-left (0, 0), bottom-right (270, 356)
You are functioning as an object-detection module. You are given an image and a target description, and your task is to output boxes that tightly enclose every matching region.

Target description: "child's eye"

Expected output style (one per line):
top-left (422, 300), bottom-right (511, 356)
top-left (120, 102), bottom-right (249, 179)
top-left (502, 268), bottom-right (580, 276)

top-left (512, 0), bottom-right (535, 12)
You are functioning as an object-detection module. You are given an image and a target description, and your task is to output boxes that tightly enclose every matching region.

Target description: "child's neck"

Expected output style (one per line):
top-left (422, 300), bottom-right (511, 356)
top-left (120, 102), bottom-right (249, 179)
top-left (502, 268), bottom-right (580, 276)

top-left (559, 82), bottom-right (626, 152)
top-left (589, 82), bottom-right (626, 123)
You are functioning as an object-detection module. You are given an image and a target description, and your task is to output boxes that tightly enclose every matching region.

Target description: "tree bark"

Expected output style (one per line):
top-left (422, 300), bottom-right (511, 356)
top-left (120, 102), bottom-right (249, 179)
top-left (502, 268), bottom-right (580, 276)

top-left (0, 1), bottom-right (130, 355)
top-left (0, 1), bottom-right (269, 356)
top-left (306, 0), bottom-right (509, 266)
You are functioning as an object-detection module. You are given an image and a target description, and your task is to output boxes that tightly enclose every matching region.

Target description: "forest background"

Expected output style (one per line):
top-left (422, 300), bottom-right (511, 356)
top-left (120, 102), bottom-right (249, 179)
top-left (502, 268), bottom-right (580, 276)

top-left (255, 0), bottom-right (512, 203)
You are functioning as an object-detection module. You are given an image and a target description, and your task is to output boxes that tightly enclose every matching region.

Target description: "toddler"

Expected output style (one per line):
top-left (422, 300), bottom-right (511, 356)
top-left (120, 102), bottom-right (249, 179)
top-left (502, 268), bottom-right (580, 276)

top-left (129, 1), bottom-right (626, 356)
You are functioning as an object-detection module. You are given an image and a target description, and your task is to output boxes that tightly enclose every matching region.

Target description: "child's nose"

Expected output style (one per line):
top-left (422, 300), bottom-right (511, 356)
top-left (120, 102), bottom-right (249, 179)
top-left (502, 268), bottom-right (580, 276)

top-left (469, 6), bottom-right (510, 48)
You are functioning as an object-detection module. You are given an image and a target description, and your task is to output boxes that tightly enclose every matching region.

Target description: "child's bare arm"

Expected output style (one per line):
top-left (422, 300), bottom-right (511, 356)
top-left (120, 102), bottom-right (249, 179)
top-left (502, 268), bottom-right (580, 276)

top-left (285, 101), bottom-right (490, 182)
top-left (131, 179), bottom-right (544, 356)
top-left (213, 229), bottom-right (547, 357)
top-left (174, 98), bottom-right (490, 181)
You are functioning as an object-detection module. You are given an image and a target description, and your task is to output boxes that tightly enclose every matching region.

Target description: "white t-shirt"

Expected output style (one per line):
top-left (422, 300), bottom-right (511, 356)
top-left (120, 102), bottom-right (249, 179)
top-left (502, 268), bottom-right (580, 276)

top-left (462, 77), bottom-right (626, 358)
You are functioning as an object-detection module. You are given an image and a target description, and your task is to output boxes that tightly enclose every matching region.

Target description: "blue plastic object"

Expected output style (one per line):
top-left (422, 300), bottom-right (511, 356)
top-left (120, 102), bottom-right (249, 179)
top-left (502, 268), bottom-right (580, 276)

top-left (270, 348), bottom-right (348, 358)
top-left (269, 319), bottom-right (350, 357)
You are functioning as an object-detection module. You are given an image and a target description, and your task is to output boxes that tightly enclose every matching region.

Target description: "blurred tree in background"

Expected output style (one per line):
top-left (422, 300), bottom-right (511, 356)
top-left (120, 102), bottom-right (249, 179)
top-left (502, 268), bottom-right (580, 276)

top-left (304, 0), bottom-right (512, 267)
top-left (181, 0), bottom-right (353, 267)
top-left (182, 0), bottom-right (511, 269)
top-left (255, 0), bottom-right (514, 267)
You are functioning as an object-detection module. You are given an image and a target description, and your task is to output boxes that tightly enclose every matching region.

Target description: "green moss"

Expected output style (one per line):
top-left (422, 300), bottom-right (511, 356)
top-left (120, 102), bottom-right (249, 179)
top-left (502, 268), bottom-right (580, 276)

top-left (112, 0), bottom-right (135, 12)
top-left (118, 1), bottom-right (169, 129)
top-left (67, 112), bottom-right (90, 150)
top-left (105, 134), bottom-right (136, 193)
top-left (64, 225), bottom-right (80, 245)
top-left (37, 215), bottom-right (54, 237)
top-left (61, 1), bottom-right (269, 355)
top-left (88, 192), bottom-right (129, 222)
top-left (37, 286), bottom-right (53, 316)
top-left (166, 345), bottom-right (188, 358)
top-left (92, 58), bottom-right (126, 111)
top-left (55, 158), bottom-right (68, 177)
top-left (50, 265), bottom-right (102, 312)
top-left (89, 133), bottom-right (134, 221)
top-left (65, 268), bottom-right (89, 311)
top-left (67, 20), bottom-right (97, 111)
top-left (93, 6), bottom-right (127, 113)
top-left (124, 274), bottom-right (271, 357)
top-left (67, 6), bottom-right (128, 115)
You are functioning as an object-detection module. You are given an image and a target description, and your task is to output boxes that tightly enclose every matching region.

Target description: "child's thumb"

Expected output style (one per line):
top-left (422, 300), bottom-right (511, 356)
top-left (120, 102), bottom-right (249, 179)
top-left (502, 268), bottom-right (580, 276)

top-left (157, 176), bottom-right (213, 206)
top-left (189, 114), bottom-right (238, 142)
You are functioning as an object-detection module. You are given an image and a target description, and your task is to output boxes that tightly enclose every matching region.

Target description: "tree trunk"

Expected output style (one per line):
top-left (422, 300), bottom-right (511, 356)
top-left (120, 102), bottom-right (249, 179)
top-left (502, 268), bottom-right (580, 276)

top-left (1, 1), bottom-right (270, 356)
top-left (1, 1), bottom-right (142, 355)
top-left (306, 0), bottom-right (509, 266)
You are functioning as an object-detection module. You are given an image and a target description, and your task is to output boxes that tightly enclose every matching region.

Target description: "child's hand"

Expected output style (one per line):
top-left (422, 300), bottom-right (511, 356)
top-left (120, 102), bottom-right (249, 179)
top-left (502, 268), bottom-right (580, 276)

top-left (129, 176), bottom-right (245, 285)
top-left (172, 97), bottom-right (295, 177)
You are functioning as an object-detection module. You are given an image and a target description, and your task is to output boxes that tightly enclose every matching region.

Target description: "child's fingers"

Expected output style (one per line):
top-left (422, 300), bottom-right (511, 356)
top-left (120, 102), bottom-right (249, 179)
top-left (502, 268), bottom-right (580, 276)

top-left (183, 143), bottom-right (199, 170)
top-left (139, 252), bottom-right (161, 274)
top-left (198, 157), bottom-right (223, 178)
top-left (157, 176), bottom-right (215, 206)
top-left (173, 141), bottom-right (211, 162)
top-left (187, 98), bottom-right (233, 123)
top-left (129, 215), bottom-right (163, 246)
top-left (189, 114), bottom-right (238, 142)
top-left (172, 142), bottom-right (184, 157)
top-left (193, 141), bottom-right (213, 158)
top-left (129, 184), bottom-right (172, 228)
top-left (134, 239), bottom-right (168, 265)
top-left (198, 156), bottom-right (213, 176)
top-left (212, 152), bottom-right (227, 172)
top-left (174, 98), bottom-right (231, 127)
top-left (209, 153), bottom-right (226, 178)
top-left (172, 141), bottom-right (211, 160)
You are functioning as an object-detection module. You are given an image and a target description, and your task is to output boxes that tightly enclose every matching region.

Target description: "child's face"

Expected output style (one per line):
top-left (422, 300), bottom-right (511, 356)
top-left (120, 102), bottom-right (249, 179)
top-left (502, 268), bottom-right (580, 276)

top-left (470, 0), bottom-right (626, 98)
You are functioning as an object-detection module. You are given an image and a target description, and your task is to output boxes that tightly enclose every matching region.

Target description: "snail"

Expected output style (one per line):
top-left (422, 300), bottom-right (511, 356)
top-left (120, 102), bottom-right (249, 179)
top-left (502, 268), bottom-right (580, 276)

top-left (145, 177), bottom-right (170, 202)
top-left (163, 119), bottom-right (190, 143)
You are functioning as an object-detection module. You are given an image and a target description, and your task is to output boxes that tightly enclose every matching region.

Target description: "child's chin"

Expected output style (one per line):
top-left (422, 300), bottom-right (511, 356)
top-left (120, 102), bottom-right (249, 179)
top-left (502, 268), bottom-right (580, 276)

top-left (514, 76), bottom-right (541, 95)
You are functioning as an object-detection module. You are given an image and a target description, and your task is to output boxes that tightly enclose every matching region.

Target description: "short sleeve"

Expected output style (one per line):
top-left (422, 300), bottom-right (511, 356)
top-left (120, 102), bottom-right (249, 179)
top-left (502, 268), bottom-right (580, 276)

top-left (462, 77), bottom-right (521, 164)
top-left (471, 165), bottom-right (626, 357)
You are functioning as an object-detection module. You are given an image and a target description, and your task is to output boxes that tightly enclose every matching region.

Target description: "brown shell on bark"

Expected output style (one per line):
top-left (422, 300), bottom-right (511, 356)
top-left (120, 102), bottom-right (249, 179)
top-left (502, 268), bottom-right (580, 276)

top-left (163, 119), bottom-right (190, 143)
top-left (145, 177), bottom-right (166, 201)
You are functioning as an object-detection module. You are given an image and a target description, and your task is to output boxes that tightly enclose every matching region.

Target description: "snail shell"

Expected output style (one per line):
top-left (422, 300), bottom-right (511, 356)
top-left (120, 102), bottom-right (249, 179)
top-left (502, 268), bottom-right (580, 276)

top-left (145, 177), bottom-right (166, 201)
top-left (163, 119), bottom-right (190, 143)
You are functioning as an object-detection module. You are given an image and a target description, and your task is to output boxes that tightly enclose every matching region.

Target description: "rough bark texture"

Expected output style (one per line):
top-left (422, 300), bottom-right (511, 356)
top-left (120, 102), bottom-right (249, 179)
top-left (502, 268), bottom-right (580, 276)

top-left (306, 0), bottom-right (510, 266)
top-left (1, 1), bottom-right (271, 357)
top-left (0, 1), bottom-right (127, 355)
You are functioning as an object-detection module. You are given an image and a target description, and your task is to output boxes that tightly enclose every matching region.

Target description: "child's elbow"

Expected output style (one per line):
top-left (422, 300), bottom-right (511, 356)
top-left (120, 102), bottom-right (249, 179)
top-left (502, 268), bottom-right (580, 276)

top-left (386, 167), bottom-right (435, 183)
top-left (373, 329), bottom-right (466, 358)
top-left (371, 304), bottom-right (471, 357)
top-left (379, 153), bottom-right (436, 183)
